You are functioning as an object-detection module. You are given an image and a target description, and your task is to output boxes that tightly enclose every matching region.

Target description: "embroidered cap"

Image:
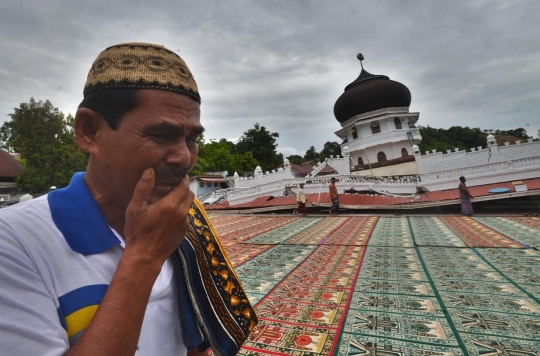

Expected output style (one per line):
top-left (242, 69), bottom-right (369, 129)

top-left (83, 42), bottom-right (201, 104)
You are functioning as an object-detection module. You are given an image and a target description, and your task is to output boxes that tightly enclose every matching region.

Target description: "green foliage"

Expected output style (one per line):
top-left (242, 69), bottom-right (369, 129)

top-left (319, 141), bottom-right (342, 161)
top-left (493, 128), bottom-right (530, 139)
top-left (236, 123), bottom-right (283, 171)
top-left (303, 145), bottom-right (319, 160)
top-left (1, 99), bottom-right (88, 192)
top-left (418, 126), bottom-right (487, 153)
top-left (193, 134), bottom-right (260, 176)
top-left (287, 155), bottom-right (303, 165)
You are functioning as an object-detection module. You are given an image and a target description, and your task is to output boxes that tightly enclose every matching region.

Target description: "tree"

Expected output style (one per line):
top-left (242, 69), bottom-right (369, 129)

top-left (192, 135), bottom-right (259, 176)
top-left (319, 141), bottom-right (342, 160)
top-left (236, 123), bottom-right (283, 171)
top-left (418, 126), bottom-right (487, 153)
top-left (1, 98), bottom-right (88, 192)
top-left (287, 155), bottom-right (303, 165)
top-left (303, 145), bottom-right (319, 161)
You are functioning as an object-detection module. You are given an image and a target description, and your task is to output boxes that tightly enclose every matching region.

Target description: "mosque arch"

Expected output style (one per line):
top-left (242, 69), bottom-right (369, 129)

top-left (401, 148), bottom-right (409, 157)
top-left (377, 151), bottom-right (387, 162)
top-left (394, 117), bottom-right (402, 130)
top-left (357, 157), bottom-right (364, 166)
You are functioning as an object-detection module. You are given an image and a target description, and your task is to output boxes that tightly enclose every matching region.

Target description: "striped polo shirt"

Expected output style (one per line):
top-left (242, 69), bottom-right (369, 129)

top-left (0, 173), bottom-right (188, 355)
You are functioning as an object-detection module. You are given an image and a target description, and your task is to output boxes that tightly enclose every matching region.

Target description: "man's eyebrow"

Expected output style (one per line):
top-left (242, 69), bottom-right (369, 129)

top-left (146, 122), bottom-right (205, 135)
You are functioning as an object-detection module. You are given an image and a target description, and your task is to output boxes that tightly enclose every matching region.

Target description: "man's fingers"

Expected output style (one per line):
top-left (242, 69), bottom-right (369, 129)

top-left (130, 168), bottom-right (155, 209)
top-left (160, 175), bottom-right (193, 207)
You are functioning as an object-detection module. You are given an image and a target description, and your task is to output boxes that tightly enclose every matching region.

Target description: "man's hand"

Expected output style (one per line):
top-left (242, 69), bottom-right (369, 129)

top-left (124, 168), bottom-right (195, 266)
top-left (68, 168), bottom-right (195, 356)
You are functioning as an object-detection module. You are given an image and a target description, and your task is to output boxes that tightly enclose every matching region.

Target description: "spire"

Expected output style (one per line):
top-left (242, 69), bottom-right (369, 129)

top-left (357, 53), bottom-right (364, 70)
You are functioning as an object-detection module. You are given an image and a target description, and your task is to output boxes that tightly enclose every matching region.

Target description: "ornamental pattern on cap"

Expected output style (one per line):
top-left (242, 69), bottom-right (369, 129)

top-left (84, 42), bottom-right (201, 104)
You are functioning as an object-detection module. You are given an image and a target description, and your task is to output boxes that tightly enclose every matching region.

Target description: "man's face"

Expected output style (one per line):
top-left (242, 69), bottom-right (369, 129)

top-left (95, 89), bottom-right (202, 206)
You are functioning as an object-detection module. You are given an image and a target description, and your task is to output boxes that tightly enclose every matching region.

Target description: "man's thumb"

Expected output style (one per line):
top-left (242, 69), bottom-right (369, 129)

top-left (131, 168), bottom-right (155, 208)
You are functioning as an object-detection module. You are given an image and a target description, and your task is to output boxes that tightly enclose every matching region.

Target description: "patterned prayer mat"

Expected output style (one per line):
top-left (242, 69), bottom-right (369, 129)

top-left (438, 216), bottom-right (525, 248)
top-left (207, 215), bottom-right (540, 355)
top-left (474, 217), bottom-right (540, 248)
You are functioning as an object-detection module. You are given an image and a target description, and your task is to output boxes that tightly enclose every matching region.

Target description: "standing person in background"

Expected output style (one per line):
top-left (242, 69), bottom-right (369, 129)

top-left (329, 177), bottom-right (339, 216)
top-left (459, 176), bottom-right (473, 216)
top-left (297, 183), bottom-right (307, 216)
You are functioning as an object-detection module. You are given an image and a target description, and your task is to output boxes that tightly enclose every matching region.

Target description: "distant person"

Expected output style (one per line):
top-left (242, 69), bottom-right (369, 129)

top-left (329, 177), bottom-right (339, 215)
top-left (458, 176), bottom-right (473, 216)
top-left (18, 191), bottom-right (33, 203)
top-left (297, 183), bottom-right (307, 216)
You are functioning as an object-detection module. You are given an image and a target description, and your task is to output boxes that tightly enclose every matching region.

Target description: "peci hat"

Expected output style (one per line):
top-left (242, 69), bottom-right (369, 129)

top-left (83, 42), bottom-right (200, 104)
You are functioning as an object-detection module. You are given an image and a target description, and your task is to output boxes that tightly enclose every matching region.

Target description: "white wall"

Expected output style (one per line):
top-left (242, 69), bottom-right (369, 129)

top-left (352, 161), bottom-right (418, 176)
top-left (350, 141), bottom-right (414, 165)
top-left (415, 140), bottom-right (540, 183)
top-left (233, 165), bottom-right (297, 188)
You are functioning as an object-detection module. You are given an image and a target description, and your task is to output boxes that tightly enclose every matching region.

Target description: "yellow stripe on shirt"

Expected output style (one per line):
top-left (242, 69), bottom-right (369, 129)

top-left (65, 304), bottom-right (99, 338)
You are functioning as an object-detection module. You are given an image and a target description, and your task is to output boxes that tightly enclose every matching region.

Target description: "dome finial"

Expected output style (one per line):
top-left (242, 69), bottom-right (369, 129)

top-left (357, 53), bottom-right (364, 70)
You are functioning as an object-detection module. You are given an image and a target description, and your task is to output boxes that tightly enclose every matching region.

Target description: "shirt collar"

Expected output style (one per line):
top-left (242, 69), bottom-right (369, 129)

top-left (48, 172), bottom-right (121, 254)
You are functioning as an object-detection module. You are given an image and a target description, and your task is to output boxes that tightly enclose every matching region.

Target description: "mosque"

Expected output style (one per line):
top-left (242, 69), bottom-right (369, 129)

top-left (205, 55), bottom-right (540, 211)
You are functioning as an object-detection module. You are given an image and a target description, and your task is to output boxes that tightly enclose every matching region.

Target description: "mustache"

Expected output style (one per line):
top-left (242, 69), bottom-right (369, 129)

top-left (153, 168), bottom-right (189, 180)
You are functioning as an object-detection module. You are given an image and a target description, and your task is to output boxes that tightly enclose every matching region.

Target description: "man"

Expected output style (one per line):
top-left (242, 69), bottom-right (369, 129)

top-left (458, 176), bottom-right (473, 216)
top-left (329, 177), bottom-right (339, 215)
top-left (296, 183), bottom-right (307, 216)
top-left (0, 43), bottom-right (256, 356)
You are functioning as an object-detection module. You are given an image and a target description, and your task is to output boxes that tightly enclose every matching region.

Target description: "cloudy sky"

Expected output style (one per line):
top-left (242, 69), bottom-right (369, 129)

top-left (1, 0), bottom-right (539, 158)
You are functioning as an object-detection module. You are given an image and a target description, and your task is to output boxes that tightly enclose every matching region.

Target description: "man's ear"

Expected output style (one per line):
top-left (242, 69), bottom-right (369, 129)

top-left (74, 108), bottom-right (106, 155)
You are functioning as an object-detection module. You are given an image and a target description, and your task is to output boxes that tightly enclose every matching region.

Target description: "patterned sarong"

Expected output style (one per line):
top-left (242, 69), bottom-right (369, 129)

top-left (461, 198), bottom-right (473, 216)
top-left (297, 202), bottom-right (307, 214)
top-left (331, 197), bottom-right (340, 214)
top-left (174, 200), bottom-right (258, 355)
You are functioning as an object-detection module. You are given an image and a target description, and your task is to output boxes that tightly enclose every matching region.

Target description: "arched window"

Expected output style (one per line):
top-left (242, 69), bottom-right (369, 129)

top-left (357, 157), bottom-right (364, 166)
top-left (371, 121), bottom-right (381, 134)
top-left (351, 127), bottom-right (358, 140)
top-left (401, 148), bottom-right (408, 157)
top-left (377, 151), bottom-right (387, 162)
top-left (394, 117), bottom-right (402, 130)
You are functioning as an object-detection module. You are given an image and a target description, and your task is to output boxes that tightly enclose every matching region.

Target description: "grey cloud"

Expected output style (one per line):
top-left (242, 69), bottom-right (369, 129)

top-left (1, 0), bottom-right (539, 155)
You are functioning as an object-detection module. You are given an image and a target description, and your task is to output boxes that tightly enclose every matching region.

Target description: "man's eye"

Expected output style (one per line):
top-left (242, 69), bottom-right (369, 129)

top-left (186, 137), bottom-right (198, 147)
top-left (150, 134), bottom-right (173, 142)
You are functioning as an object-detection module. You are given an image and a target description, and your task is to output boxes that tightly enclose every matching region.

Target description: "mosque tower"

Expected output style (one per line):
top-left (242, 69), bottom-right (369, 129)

top-left (333, 54), bottom-right (422, 175)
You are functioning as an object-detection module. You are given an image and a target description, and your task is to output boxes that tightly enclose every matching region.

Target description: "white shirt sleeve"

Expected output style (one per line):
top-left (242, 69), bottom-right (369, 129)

top-left (0, 227), bottom-right (69, 356)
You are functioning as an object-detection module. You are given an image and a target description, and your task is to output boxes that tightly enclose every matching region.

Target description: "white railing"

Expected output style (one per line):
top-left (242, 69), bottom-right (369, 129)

top-left (420, 156), bottom-right (540, 182)
top-left (343, 128), bottom-right (421, 151)
top-left (309, 161), bottom-right (328, 177)
top-left (226, 174), bottom-right (417, 201)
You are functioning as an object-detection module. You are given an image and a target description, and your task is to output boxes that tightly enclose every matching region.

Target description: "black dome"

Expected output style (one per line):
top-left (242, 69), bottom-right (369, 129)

top-left (334, 68), bottom-right (411, 124)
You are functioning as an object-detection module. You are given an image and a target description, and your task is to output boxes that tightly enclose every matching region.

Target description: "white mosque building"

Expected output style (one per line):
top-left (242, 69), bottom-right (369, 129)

top-left (208, 55), bottom-right (540, 207)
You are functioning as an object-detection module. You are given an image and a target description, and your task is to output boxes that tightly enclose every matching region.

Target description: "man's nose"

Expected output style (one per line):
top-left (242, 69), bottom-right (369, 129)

top-left (165, 139), bottom-right (191, 168)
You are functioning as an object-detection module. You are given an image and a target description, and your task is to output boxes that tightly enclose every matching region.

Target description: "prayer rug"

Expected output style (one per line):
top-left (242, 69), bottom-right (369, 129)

top-left (474, 216), bottom-right (540, 248)
top-left (323, 216), bottom-right (378, 245)
top-left (438, 216), bottom-right (525, 248)
top-left (219, 216), bottom-right (300, 247)
top-left (285, 217), bottom-right (348, 245)
top-left (241, 243), bottom-right (367, 355)
top-left (248, 218), bottom-right (322, 245)
top-left (409, 217), bottom-right (467, 247)
top-left (367, 217), bottom-right (414, 247)
top-left (205, 215), bottom-right (540, 355)
top-left (224, 243), bottom-right (274, 267)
